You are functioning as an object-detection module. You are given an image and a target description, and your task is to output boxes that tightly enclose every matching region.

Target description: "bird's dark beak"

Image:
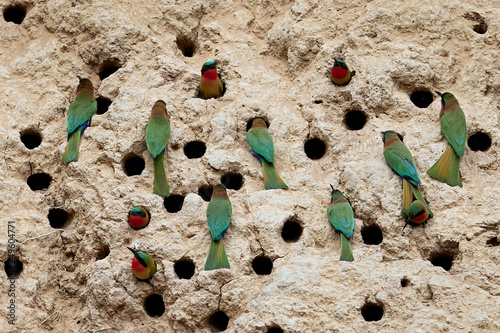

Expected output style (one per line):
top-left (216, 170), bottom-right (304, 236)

top-left (330, 184), bottom-right (335, 191)
top-left (435, 91), bottom-right (443, 97)
top-left (77, 75), bottom-right (82, 81)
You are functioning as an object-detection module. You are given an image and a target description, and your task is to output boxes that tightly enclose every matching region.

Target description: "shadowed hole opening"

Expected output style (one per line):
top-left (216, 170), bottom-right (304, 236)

top-left (144, 294), bottom-right (165, 317)
top-left (4, 257), bottom-right (23, 278)
top-left (281, 221), bottom-right (302, 243)
top-left (176, 34), bottom-right (197, 57)
top-left (464, 12), bottom-right (488, 34)
top-left (267, 327), bottom-right (284, 333)
top-left (313, 100), bottom-right (323, 104)
top-left (361, 302), bottom-right (384, 321)
top-left (361, 224), bottom-right (383, 245)
top-left (96, 97), bottom-right (112, 115)
top-left (96, 245), bottom-right (110, 260)
top-left (430, 254), bottom-right (454, 271)
top-left (184, 141), bottom-right (206, 159)
top-left (401, 277), bottom-right (410, 287)
top-left (48, 208), bottom-right (72, 228)
top-left (164, 195), bottom-right (185, 213)
top-left (246, 118), bottom-right (270, 132)
top-left (99, 59), bottom-right (121, 80)
top-left (122, 154), bottom-right (145, 176)
top-left (209, 311), bottom-right (229, 331)
top-left (221, 173), bottom-right (243, 190)
top-left (486, 236), bottom-right (499, 247)
top-left (410, 91), bottom-right (433, 108)
top-left (252, 256), bottom-right (273, 275)
top-left (468, 132), bottom-right (491, 151)
top-left (20, 129), bottom-right (42, 149)
top-left (27, 173), bottom-right (51, 191)
top-left (344, 110), bottom-right (367, 130)
top-left (174, 259), bottom-right (195, 279)
top-left (198, 186), bottom-right (213, 202)
top-left (304, 138), bottom-right (326, 160)
top-left (3, 5), bottom-right (26, 24)
top-left (473, 23), bottom-right (488, 34)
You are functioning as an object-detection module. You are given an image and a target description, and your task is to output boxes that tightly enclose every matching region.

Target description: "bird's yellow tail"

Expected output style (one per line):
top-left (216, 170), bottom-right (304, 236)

top-left (62, 130), bottom-right (81, 162)
top-left (427, 145), bottom-right (462, 187)
top-left (205, 239), bottom-right (230, 270)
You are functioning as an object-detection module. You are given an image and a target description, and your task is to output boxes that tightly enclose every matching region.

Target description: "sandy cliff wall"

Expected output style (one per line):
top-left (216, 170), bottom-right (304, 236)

top-left (0, 0), bottom-right (499, 332)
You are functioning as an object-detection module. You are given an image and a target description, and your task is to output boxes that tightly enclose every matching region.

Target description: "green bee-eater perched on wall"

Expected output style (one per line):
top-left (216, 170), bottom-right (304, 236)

top-left (200, 61), bottom-right (224, 99)
top-left (205, 184), bottom-right (231, 271)
top-left (246, 118), bottom-right (288, 190)
top-left (62, 76), bottom-right (97, 162)
top-left (427, 92), bottom-right (466, 187)
top-left (146, 100), bottom-right (170, 197)
top-left (327, 185), bottom-right (354, 261)
top-left (382, 131), bottom-right (433, 219)
top-left (127, 247), bottom-right (157, 286)
top-left (330, 59), bottom-right (355, 86)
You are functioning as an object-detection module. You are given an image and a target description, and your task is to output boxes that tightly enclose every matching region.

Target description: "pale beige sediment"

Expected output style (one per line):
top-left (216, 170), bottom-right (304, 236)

top-left (0, 0), bottom-right (499, 332)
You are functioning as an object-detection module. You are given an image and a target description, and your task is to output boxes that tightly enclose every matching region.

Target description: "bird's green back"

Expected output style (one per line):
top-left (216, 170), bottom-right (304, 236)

top-left (146, 117), bottom-right (170, 158)
top-left (328, 200), bottom-right (354, 238)
top-left (207, 197), bottom-right (231, 240)
top-left (384, 141), bottom-right (421, 185)
top-left (67, 92), bottom-right (97, 134)
top-left (246, 127), bottom-right (275, 163)
top-left (441, 109), bottom-right (466, 156)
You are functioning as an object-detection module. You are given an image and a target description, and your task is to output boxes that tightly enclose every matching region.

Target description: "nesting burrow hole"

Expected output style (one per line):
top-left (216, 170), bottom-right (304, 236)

top-left (96, 245), bottom-right (110, 261)
top-left (209, 311), bottom-right (229, 331)
top-left (313, 99), bottom-right (323, 104)
top-left (144, 294), bottom-right (165, 317)
top-left (486, 236), bottom-right (499, 247)
top-left (176, 33), bottom-right (197, 57)
top-left (98, 59), bottom-right (122, 80)
top-left (464, 12), bottom-right (488, 34)
top-left (252, 256), bottom-right (273, 275)
top-left (400, 277), bottom-right (410, 287)
top-left (267, 327), bottom-right (284, 333)
top-left (4, 257), bottom-right (23, 278)
top-left (183, 141), bottom-right (206, 159)
top-left (281, 220), bottom-right (303, 243)
top-left (468, 132), bottom-right (491, 151)
top-left (174, 259), bottom-right (195, 279)
top-left (428, 241), bottom-right (459, 271)
top-left (164, 195), bottom-right (185, 213)
top-left (198, 185), bottom-right (213, 202)
top-left (410, 90), bottom-right (433, 108)
top-left (3, 4), bottom-right (26, 24)
top-left (221, 173), bottom-right (243, 190)
top-left (361, 224), bottom-right (383, 245)
top-left (47, 208), bottom-right (72, 228)
top-left (20, 129), bottom-right (42, 149)
top-left (344, 110), bottom-right (367, 130)
top-left (304, 138), bottom-right (326, 160)
top-left (96, 97), bottom-right (112, 115)
top-left (246, 117), bottom-right (270, 132)
top-left (361, 302), bottom-right (384, 321)
top-left (27, 173), bottom-right (51, 191)
top-left (122, 154), bottom-right (145, 176)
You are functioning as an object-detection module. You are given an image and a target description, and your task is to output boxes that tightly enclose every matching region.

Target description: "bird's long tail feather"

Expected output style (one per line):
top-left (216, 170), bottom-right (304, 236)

top-left (340, 233), bottom-right (354, 261)
top-left (402, 179), bottom-right (433, 218)
top-left (262, 159), bottom-right (288, 190)
top-left (153, 151), bottom-right (169, 197)
top-left (205, 238), bottom-right (230, 270)
top-left (427, 145), bottom-right (462, 187)
top-left (62, 129), bottom-right (81, 162)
